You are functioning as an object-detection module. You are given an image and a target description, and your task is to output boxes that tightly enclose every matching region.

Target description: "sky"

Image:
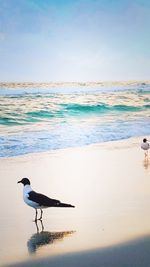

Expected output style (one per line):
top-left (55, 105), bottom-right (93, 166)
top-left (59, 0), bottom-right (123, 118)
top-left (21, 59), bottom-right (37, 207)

top-left (0, 0), bottom-right (150, 82)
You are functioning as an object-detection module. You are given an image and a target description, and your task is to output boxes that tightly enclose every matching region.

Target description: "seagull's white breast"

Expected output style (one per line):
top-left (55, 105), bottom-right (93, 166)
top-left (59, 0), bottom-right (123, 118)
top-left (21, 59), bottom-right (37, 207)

top-left (23, 185), bottom-right (39, 209)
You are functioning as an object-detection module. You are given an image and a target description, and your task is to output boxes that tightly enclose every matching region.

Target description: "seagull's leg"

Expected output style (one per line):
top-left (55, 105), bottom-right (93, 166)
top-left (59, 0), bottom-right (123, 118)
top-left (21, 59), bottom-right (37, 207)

top-left (35, 209), bottom-right (38, 221)
top-left (39, 209), bottom-right (43, 220)
top-left (35, 220), bottom-right (39, 233)
top-left (40, 219), bottom-right (44, 232)
top-left (145, 151), bottom-right (148, 158)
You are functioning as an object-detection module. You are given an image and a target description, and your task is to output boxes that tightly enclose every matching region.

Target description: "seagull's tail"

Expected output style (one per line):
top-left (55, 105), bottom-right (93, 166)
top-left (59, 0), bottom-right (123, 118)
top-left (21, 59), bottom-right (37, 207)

top-left (57, 202), bottom-right (75, 208)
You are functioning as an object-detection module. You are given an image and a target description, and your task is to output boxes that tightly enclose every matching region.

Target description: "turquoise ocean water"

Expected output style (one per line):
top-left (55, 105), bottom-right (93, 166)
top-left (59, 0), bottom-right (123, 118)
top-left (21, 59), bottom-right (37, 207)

top-left (0, 83), bottom-right (150, 157)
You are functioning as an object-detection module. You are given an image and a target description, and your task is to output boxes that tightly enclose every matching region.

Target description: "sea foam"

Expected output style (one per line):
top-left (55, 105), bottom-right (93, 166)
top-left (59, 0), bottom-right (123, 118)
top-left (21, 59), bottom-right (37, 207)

top-left (0, 83), bottom-right (150, 157)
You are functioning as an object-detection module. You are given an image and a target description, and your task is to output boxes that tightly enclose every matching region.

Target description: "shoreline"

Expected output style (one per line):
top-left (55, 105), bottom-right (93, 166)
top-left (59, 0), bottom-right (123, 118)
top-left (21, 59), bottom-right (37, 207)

top-left (1, 135), bottom-right (149, 161)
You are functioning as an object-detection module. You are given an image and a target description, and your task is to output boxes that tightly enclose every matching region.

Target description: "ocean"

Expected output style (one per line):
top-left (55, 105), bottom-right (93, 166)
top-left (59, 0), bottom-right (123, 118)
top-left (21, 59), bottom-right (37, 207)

top-left (0, 82), bottom-right (150, 157)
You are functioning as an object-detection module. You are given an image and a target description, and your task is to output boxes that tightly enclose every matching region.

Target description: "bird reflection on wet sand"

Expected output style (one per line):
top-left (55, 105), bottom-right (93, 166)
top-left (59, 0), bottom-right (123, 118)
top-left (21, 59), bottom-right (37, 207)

top-left (27, 220), bottom-right (75, 254)
top-left (143, 158), bottom-right (150, 170)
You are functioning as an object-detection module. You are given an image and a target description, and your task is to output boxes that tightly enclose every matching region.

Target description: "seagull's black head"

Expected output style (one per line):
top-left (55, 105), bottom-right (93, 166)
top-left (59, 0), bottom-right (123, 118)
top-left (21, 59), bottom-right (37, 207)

top-left (143, 138), bottom-right (147, 143)
top-left (18, 178), bottom-right (30, 186)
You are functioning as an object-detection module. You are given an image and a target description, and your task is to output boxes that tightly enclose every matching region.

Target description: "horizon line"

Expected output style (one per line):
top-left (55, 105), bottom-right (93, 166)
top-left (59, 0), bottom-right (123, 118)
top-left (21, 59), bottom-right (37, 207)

top-left (0, 80), bottom-right (150, 85)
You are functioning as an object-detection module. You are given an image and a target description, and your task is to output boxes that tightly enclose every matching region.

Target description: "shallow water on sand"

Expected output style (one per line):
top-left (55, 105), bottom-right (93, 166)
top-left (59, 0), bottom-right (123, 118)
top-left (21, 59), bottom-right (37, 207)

top-left (1, 142), bottom-right (150, 266)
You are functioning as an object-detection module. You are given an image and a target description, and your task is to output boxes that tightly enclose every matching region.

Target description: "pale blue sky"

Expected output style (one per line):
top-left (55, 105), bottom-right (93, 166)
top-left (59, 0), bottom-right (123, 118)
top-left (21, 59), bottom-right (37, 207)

top-left (0, 0), bottom-right (150, 82)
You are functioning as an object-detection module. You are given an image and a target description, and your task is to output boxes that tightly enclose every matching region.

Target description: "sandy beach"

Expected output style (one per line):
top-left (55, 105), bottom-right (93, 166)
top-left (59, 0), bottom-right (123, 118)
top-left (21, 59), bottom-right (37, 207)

top-left (0, 136), bottom-right (150, 266)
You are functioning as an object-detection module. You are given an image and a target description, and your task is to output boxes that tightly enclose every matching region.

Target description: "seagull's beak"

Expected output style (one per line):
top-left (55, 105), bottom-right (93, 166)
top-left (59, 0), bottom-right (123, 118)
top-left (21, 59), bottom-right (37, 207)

top-left (17, 180), bottom-right (22, 184)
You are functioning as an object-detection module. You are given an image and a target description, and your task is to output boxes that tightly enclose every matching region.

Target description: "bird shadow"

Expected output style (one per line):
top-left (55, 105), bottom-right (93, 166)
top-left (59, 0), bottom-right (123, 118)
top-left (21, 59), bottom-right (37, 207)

top-left (27, 220), bottom-right (75, 254)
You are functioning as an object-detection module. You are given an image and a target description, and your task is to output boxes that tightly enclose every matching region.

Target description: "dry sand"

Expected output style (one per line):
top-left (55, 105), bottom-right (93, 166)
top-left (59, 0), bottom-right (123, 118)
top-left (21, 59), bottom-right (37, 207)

top-left (0, 137), bottom-right (150, 266)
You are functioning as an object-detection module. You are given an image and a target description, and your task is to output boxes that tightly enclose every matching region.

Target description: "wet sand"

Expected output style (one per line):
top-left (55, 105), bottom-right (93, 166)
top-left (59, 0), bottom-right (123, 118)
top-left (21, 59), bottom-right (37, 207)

top-left (7, 235), bottom-right (150, 267)
top-left (0, 137), bottom-right (150, 266)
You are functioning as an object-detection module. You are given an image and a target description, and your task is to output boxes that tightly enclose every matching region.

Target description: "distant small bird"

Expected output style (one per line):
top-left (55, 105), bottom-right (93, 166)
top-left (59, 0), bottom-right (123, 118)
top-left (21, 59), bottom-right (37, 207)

top-left (18, 178), bottom-right (75, 221)
top-left (141, 138), bottom-right (149, 158)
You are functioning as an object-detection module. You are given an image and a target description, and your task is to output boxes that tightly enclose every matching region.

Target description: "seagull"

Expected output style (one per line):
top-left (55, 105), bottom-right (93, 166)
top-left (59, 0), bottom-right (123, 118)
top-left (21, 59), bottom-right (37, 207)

top-left (141, 138), bottom-right (149, 158)
top-left (18, 178), bottom-right (75, 221)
